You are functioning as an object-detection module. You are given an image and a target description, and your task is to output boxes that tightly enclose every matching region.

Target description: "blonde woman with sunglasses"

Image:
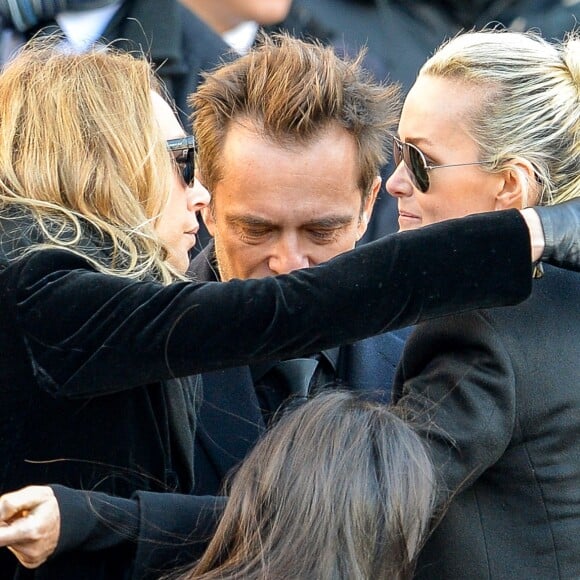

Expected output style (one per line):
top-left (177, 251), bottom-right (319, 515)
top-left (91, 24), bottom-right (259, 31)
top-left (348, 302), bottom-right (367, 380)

top-left (387, 29), bottom-right (580, 579)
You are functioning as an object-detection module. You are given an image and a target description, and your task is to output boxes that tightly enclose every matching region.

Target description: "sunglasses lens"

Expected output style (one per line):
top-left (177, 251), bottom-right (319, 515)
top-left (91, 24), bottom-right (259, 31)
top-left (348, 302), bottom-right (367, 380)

top-left (393, 139), bottom-right (403, 166)
top-left (393, 139), bottom-right (430, 192)
top-left (183, 150), bottom-right (195, 187)
top-left (176, 149), bottom-right (195, 187)
top-left (167, 136), bottom-right (196, 187)
top-left (405, 145), bottom-right (429, 192)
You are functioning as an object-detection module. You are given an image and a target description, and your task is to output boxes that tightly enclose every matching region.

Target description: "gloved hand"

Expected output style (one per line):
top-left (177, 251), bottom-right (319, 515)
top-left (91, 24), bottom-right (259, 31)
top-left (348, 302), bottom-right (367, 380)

top-left (535, 199), bottom-right (580, 272)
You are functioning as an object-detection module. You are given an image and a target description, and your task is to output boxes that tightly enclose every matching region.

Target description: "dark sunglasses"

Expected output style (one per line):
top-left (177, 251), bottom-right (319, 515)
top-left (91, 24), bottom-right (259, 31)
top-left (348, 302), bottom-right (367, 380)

top-left (393, 136), bottom-right (487, 192)
top-left (167, 135), bottom-right (196, 187)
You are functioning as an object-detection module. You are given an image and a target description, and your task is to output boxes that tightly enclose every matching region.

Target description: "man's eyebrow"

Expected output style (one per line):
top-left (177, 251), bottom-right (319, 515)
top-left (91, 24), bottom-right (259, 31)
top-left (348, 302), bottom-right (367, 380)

top-left (302, 216), bottom-right (355, 228)
top-left (226, 214), bottom-right (355, 228)
top-left (226, 214), bottom-right (275, 227)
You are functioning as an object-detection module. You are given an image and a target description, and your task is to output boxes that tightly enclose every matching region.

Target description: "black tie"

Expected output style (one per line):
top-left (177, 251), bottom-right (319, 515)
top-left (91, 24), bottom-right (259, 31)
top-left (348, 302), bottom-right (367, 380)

top-left (270, 357), bottom-right (320, 399)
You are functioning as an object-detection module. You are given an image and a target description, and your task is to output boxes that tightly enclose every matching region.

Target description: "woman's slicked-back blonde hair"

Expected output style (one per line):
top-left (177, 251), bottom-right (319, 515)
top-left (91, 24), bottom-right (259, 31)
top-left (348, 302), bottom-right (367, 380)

top-left (182, 391), bottom-right (435, 580)
top-left (0, 37), bottom-right (181, 282)
top-left (420, 28), bottom-right (580, 206)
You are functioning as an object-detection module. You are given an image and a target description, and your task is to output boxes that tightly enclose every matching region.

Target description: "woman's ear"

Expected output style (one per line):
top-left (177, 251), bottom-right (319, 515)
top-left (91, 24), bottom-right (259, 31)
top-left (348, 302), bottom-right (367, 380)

top-left (495, 158), bottom-right (538, 210)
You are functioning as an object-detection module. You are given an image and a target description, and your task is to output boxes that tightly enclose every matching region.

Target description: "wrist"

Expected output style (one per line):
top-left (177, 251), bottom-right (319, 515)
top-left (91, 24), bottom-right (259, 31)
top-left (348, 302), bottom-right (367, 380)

top-left (519, 207), bottom-right (545, 263)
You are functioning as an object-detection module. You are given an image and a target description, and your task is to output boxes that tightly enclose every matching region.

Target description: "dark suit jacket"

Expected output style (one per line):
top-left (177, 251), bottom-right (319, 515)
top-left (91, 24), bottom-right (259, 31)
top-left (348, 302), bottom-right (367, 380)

top-left (393, 265), bottom-right (580, 579)
top-left (189, 242), bottom-right (411, 495)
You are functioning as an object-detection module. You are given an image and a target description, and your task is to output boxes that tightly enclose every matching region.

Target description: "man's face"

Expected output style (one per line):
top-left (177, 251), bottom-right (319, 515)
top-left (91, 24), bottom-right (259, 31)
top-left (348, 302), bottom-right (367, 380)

top-left (203, 121), bottom-right (378, 280)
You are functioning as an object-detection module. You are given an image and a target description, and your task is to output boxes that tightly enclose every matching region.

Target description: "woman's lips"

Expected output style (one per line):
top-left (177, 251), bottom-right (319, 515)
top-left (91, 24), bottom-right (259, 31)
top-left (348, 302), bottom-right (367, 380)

top-left (399, 210), bottom-right (420, 219)
top-left (398, 210), bottom-right (421, 228)
top-left (185, 229), bottom-right (198, 247)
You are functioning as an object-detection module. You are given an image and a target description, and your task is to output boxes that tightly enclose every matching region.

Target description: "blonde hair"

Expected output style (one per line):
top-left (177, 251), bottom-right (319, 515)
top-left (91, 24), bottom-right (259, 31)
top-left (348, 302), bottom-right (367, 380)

top-left (420, 29), bottom-right (580, 206)
top-left (191, 33), bottom-right (401, 207)
top-left (181, 391), bottom-right (435, 580)
top-left (0, 38), bottom-right (182, 282)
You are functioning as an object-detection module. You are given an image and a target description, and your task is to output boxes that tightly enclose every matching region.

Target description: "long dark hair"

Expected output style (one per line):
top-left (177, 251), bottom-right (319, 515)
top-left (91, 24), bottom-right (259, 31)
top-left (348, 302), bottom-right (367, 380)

top-left (182, 390), bottom-right (435, 579)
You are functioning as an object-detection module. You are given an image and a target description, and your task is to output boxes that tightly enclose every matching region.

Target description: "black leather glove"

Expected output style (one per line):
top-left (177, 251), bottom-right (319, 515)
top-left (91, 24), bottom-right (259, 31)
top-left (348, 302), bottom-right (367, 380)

top-left (535, 199), bottom-right (580, 272)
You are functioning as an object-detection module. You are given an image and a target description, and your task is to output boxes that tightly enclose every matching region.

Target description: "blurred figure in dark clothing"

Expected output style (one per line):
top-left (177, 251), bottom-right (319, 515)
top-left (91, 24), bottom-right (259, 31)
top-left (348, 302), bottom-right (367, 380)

top-left (0, 0), bottom-right (231, 127)
top-left (179, 0), bottom-right (335, 53)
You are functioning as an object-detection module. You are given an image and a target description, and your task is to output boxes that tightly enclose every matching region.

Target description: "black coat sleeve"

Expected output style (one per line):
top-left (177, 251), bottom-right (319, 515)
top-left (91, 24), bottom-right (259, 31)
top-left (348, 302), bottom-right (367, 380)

top-left (52, 485), bottom-right (225, 579)
top-left (4, 210), bottom-right (531, 398)
top-left (392, 311), bottom-right (516, 508)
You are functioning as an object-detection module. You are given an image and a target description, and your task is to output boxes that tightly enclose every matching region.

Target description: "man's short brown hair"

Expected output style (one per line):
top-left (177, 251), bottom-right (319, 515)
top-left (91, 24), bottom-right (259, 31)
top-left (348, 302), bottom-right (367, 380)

top-left (190, 33), bottom-right (401, 204)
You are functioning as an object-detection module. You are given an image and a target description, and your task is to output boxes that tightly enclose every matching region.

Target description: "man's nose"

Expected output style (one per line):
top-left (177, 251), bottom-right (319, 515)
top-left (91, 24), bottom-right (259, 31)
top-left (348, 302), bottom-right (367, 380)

top-left (268, 237), bottom-right (310, 274)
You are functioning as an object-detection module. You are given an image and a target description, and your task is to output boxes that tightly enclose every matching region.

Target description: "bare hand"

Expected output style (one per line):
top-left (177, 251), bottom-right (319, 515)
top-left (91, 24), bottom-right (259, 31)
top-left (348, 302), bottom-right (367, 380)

top-left (0, 486), bottom-right (60, 568)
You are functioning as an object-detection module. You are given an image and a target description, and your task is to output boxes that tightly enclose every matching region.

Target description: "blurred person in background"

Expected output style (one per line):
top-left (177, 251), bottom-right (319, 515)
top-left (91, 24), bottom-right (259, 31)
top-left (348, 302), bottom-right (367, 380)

top-left (178, 0), bottom-right (333, 54)
top-left (0, 0), bottom-right (231, 125)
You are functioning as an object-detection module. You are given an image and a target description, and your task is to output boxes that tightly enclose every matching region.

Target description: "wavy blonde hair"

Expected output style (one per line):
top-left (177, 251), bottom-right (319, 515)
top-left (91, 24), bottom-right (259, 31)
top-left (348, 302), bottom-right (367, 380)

top-left (0, 38), bottom-right (182, 283)
top-left (180, 391), bottom-right (435, 580)
top-left (420, 28), bottom-right (580, 206)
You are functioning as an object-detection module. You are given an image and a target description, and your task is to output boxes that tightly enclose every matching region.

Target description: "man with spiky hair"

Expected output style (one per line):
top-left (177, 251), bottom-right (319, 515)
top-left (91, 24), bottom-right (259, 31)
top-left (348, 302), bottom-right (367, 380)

top-left (188, 34), bottom-right (411, 495)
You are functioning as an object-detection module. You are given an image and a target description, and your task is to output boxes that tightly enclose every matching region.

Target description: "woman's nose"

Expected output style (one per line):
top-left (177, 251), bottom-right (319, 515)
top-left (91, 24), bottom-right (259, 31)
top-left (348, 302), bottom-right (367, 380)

top-left (188, 178), bottom-right (211, 211)
top-left (386, 161), bottom-right (414, 198)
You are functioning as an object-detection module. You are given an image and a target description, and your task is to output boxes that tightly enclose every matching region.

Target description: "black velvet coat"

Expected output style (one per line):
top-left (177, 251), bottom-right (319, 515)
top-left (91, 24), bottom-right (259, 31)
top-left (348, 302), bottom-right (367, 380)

top-left (0, 210), bottom-right (532, 579)
top-left (394, 265), bottom-right (580, 579)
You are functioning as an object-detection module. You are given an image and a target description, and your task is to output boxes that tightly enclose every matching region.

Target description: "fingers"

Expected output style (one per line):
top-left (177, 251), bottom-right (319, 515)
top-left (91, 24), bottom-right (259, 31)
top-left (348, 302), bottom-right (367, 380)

top-left (0, 486), bottom-right (50, 522)
top-left (0, 486), bottom-right (60, 569)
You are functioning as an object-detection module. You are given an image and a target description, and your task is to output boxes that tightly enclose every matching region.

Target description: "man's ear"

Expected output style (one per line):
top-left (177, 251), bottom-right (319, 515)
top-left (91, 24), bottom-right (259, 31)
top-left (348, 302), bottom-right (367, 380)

top-left (357, 176), bottom-right (381, 240)
top-left (201, 205), bottom-right (216, 237)
top-left (495, 158), bottom-right (538, 210)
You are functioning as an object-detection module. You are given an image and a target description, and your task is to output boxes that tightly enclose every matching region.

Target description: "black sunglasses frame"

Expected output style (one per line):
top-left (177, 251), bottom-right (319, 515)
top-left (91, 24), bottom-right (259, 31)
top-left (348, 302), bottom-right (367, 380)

top-left (167, 136), bottom-right (196, 188)
top-left (393, 136), bottom-right (487, 193)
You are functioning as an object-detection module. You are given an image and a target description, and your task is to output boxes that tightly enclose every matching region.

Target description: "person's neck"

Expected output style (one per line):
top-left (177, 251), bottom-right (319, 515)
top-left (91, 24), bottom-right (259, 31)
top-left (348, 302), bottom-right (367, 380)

top-left (179, 0), bottom-right (241, 34)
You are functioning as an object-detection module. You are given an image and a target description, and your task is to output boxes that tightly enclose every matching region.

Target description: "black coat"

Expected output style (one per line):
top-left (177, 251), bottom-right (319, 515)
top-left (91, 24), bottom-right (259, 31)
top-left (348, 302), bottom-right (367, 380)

top-left (0, 209), bottom-right (533, 579)
top-left (189, 242), bottom-right (411, 495)
top-left (393, 265), bottom-right (580, 579)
